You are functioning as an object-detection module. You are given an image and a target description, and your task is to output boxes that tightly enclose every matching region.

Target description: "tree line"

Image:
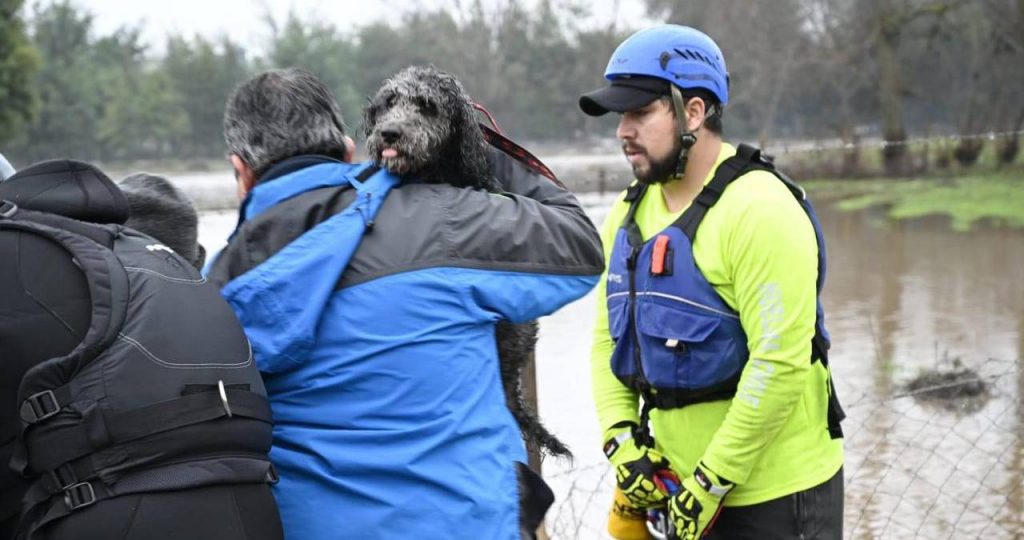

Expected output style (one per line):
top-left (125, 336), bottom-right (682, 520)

top-left (0, 0), bottom-right (1021, 176)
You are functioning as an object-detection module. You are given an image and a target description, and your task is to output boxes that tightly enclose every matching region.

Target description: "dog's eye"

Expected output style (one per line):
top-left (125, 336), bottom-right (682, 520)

top-left (385, 94), bottom-right (397, 107)
top-left (414, 97), bottom-right (437, 117)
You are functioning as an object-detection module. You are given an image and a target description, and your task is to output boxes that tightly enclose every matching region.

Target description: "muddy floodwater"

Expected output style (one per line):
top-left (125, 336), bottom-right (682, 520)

top-left (199, 187), bottom-right (1024, 539)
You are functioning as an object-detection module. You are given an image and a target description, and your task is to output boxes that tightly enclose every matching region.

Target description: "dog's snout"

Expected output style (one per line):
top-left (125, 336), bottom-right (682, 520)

top-left (380, 127), bottom-right (402, 144)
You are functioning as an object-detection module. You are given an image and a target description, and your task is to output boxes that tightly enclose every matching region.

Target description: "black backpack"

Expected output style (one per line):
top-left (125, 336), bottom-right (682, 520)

top-left (1, 200), bottom-right (275, 538)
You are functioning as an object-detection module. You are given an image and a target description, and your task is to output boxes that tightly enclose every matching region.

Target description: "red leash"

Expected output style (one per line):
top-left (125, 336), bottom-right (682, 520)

top-left (473, 102), bottom-right (565, 189)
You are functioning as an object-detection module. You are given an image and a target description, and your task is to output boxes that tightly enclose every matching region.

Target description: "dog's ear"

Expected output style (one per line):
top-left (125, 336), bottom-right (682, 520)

top-left (454, 115), bottom-right (494, 191)
top-left (440, 73), bottom-right (495, 191)
top-left (362, 95), bottom-right (378, 139)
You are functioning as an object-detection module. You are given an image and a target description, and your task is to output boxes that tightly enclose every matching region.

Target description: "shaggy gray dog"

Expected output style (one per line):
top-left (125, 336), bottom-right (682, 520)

top-left (364, 66), bottom-right (498, 191)
top-left (364, 66), bottom-right (570, 461)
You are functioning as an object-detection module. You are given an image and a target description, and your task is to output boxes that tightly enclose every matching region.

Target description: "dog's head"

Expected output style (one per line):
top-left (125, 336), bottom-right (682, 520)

top-left (364, 66), bottom-right (493, 189)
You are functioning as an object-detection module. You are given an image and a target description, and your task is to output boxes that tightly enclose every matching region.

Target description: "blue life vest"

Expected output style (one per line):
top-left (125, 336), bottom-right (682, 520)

top-left (607, 144), bottom-right (842, 438)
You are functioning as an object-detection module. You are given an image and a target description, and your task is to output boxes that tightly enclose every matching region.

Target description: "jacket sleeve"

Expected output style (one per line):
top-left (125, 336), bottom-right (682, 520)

top-left (455, 153), bottom-right (604, 323)
top-left (700, 175), bottom-right (819, 485)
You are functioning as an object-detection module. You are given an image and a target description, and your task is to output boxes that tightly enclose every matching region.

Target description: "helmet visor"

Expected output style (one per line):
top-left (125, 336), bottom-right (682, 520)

top-left (579, 77), bottom-right (670, 117)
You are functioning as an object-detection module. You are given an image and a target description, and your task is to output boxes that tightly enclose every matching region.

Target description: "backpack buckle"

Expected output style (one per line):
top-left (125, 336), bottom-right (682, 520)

top-left (47, 464), bottom-right (78, 491)
top-left (63, 482), bottom-right (96, 511)
top-left (217, 380), bottom-right (233, 418)
top-left (20, 390), bottom-right (60, 424)
top-left (0, 200), bottom-right (17, 219)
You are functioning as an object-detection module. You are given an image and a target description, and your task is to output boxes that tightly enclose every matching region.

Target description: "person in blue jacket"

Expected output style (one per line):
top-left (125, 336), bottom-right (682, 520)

top-left (206, 68), bottom-right (604, 540)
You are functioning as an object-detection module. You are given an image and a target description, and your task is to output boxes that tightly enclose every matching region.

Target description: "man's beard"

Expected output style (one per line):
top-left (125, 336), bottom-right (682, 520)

top-left (626, 136), bottom-right (683, 185)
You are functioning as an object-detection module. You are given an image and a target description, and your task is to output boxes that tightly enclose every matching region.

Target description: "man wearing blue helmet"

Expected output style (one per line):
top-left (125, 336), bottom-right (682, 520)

top-left (581, 25), bottom-right (844, 540)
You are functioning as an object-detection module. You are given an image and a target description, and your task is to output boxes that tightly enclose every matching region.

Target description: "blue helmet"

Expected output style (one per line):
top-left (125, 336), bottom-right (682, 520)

top-left (605, 25), bottom-right (729, 106)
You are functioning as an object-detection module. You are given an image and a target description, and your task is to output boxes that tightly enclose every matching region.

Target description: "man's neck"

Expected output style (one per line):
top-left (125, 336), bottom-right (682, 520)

top-left (660, 136), bottom-right (722, 214)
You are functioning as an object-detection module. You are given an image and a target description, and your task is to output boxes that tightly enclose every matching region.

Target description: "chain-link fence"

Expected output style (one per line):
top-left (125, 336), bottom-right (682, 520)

top-left (541, 356), bottom-right (1024, 539)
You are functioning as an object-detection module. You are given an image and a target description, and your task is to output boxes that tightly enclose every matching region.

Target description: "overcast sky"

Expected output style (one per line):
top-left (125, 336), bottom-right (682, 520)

top-left (75, 0), bottom-right (654, 54)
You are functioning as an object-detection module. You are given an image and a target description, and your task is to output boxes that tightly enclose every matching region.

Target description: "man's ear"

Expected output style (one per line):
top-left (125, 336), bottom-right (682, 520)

top-left (342, 136), bottom-right (355, 163)
top-left (684, 97), bottom-right (707, 133)
top-left (230, 154), bottom-right (256, 200)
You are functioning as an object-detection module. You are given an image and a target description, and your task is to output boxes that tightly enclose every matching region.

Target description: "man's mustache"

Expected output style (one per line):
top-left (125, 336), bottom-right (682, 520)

top-left (622, 144), bottom-right (646, 155)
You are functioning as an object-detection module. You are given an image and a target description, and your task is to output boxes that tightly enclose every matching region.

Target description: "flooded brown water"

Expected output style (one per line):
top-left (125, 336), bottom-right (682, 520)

top-left (819, 204), bottom-right (1024, 539)
top-left (200, 195), bottom-right (1024, 539)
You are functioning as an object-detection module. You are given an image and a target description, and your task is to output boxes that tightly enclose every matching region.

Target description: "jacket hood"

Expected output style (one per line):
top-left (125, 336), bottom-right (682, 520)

top-left (0, 159), bottom-right (128, 224)
top-left (221, 163), bottom-right (398, 366)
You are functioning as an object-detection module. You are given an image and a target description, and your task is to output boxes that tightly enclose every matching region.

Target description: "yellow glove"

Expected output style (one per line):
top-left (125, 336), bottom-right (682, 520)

top-left (604, 422), bottom-right (679, 509)
top-left (607, 486), bottom-right (653, 540)
top-left (667, 462), bottom-right (734, 540)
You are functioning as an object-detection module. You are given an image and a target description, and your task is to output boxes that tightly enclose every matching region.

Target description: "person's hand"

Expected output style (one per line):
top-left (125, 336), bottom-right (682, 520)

top-left (667, 462), bottom-right (734, 540)
top-left (604, 422), bottom-right (679, 509)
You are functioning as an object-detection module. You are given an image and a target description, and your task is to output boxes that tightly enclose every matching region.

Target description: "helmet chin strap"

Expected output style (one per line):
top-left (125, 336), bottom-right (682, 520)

top-left (669, 84), bottom-right (699, 179)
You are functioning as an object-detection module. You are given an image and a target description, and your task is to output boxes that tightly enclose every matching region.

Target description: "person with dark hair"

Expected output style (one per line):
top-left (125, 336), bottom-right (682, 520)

top-left (208, 68), bottom-right (603, 539)
top-left (581, 25), bottom-right (845, 540)
top-left (0, 160), bottom-right (282, 540)
top-left (120, 173), bottom-right (206, 269)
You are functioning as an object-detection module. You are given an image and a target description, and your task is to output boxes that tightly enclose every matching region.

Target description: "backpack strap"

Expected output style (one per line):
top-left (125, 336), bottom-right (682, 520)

top-left (23, 386), bottom-right (272, 475)
top-left (0, 436), bottom-right (23, 522)
top-left (17, 456), bottom-right (276, 539)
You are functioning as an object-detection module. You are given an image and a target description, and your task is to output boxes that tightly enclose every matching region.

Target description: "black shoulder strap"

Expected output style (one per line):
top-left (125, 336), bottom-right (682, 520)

top-left (675, 143), bottom-right (762, 241)
top-left (621, 183), bottom-right (649, 250)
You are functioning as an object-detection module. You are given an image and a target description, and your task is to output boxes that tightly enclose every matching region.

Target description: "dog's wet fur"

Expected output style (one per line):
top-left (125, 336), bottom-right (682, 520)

top-left (364, 66), bottom-right (571, 461)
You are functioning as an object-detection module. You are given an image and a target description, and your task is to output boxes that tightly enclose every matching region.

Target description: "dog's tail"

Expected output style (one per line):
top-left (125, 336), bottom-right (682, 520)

top-left (510, 397), bottom-right (574, 460)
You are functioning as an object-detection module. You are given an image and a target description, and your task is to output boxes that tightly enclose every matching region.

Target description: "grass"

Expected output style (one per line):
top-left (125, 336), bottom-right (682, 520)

top-left (802, 165), bottom-right (1024, 232)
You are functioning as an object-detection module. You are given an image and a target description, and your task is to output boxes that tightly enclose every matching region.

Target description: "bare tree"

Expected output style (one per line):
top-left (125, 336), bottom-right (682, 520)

top-left (983, 0), bottom-right (1024, 164)
top-left (642, 0), bottom-right (807, 146)
top-left (800, 0), bottom-right (876, 174)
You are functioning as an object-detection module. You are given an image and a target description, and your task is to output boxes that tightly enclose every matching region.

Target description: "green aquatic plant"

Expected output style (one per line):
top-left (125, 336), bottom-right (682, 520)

top-left (807, 166), bottom-right (1024, 232)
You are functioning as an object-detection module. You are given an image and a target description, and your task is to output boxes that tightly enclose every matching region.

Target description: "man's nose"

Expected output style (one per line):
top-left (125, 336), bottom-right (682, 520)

top-left (616, 116), bottom-right (635, 141)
